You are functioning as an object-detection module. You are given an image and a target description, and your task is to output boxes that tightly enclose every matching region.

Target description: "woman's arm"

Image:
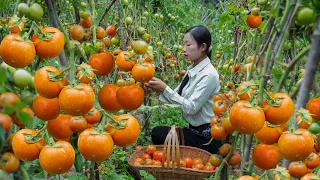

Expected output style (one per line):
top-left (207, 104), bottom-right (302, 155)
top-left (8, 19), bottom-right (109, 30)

top-left (162, 75), bottom-right (219, 115)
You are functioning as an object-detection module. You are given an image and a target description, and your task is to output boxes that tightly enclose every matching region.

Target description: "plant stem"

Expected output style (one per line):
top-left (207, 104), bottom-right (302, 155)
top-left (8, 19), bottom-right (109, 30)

top-left (214, 132), bottom-right (239, 180)
top-left (98, 0), bottom-right (118, 26)
top-left (284, 14), bottom-right (320, 169)
top-left (89, 0), bottom-right (97, 44)
top-left (14, 0), bottom-right (21, 15)
top-left (20, 165), bottom-right (30, 180)
top-left (276, 46), bottom-right (310, 92)
top-left (44, 0), bottom-right (68, 67)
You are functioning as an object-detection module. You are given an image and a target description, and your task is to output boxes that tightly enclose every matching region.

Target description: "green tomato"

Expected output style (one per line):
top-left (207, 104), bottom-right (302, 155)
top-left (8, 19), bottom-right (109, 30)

top-left (308, 121), bottom-right (320, 134)
top-left (123, 0), bottom-right (129, 6)
top-left (141, 33), bottom-right (150, 42)
top-left (27, 3), bottom-right (44, 21)
top-left (13, 69), bottom-right (32, 88)
top-left (114, 16), bottom-right (120, 21)
top-left (173, 45), bottom-right (178, 49)
top-left (80, 2), bottom-right (87, 8)
top-left (296, 7), bottom-right (316, 26)
top-left (156, 41), bottom-right (162, 46)
top-left (222, 64), bottom-right (229, 71)
top-left (141, 17), bottom-right (147, 21)
top-left (257, 0), bottom-right (268, 5)
top-left (1, 62), bottom-right (16, 74)
top-left (229, 42), bottom-right (235, 48)
top-left (283, 41), bottom-right (292, 51)
top-left (29, 77), bottom-right (35, 89)
top-left (17, 3), bottom-right (30, 16)
top-left (178, 45), bottom-right (183, 50)
top-left (79, 11), bottom-right (89, 19)
top-left (160, 14), bottom-right (164, 20)
top-left (111, 37), bottom-right (120, 45)
top-left (137, 27), bottom-right (146, 35)
top-left (143, 11), bottom-right (149, 17)
top-left (154, 13), bottom-right (159, 18)
top-left (148, 46), bottom-right (153, 51)
top-left (125, 16), bottom-right (132, 25)
top-left (20, 90), bottom-right (34, 105)
top-left (133, 40), bottom-right (148, 54)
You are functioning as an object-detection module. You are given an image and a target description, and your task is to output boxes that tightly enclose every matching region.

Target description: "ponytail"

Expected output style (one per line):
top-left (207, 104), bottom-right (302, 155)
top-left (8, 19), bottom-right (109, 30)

top-left (207, 49), bottom-right (212, 60)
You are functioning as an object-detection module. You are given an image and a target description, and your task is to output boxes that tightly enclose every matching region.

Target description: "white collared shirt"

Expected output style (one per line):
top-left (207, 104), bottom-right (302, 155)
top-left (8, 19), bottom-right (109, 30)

top-left (159, 57), bottom-right (220, 127)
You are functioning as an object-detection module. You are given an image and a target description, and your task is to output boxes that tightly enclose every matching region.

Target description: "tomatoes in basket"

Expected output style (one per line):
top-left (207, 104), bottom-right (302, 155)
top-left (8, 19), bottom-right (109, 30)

top-left (141, 153), bottom-right (152, 161)
top-left (146, 145), bottom-right (156, 155)
top-left (153, 151), bottom-right (166, 161)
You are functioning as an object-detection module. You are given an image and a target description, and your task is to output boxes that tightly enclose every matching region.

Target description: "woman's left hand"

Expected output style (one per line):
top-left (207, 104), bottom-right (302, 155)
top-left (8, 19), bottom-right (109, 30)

top-left (144, 77), bottom-right (167, 93)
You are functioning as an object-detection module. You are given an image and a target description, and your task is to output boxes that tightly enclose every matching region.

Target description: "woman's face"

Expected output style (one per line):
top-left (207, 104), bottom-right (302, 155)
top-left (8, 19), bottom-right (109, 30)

top-left (183, 32), bottom-right (206, 62)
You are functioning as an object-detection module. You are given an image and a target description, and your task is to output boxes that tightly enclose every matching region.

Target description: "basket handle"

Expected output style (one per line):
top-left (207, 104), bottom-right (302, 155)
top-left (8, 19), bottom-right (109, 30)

top-left (167, 126), bottom-right (185, 146)
top-left (162, 125), bottom-right (181, 170)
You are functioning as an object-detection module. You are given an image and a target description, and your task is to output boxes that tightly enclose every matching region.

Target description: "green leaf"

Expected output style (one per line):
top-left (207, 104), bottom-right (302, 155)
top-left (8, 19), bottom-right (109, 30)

top-left (3, 106), bottom-right (15, 116)
top-left (16, 110), bottom-right (33, 128)
top-left (13, 101), bottom-right (27, 109)
top-left (139, 170), bottom-right (148, 177)
top-left (0, 0), bottom-right (10, 9)
top-left (119, 156), bottom-right (126, 161)
top-left (75, 153), bottom-right (83, 172)
top-left (0, 68), bottom-right (7, 84)
top-left (271, 68), bottom-right (282, 80)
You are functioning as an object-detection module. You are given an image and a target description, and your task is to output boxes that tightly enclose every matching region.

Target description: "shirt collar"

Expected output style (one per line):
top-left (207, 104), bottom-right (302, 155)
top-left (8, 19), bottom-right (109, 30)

top-left (187, 57), bottom-right (210, 77)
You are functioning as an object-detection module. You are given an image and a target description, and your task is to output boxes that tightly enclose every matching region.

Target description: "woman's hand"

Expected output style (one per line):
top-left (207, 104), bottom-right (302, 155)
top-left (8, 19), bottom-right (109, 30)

top-left (144, 77), bottom-right (167, 93)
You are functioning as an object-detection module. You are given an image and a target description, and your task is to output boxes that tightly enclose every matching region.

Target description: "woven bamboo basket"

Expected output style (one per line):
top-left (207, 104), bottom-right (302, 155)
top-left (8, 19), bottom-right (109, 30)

top-left (128, 126), bottom-right (215, 180)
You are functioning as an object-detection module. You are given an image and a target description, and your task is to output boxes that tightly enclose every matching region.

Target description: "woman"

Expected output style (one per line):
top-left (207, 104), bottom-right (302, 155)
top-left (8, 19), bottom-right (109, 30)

top-left (144, 25), bottom-right (222, 154)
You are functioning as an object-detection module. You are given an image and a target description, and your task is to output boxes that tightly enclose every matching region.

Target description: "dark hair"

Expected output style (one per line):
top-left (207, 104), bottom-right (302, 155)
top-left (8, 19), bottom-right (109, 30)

top-left (186, 25), bottom-right (212, 59)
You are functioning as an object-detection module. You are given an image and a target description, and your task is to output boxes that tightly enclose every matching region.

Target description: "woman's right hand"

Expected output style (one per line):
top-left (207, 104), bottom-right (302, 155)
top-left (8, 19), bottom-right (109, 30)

top-left (143, 83), bottom-right (153, 94)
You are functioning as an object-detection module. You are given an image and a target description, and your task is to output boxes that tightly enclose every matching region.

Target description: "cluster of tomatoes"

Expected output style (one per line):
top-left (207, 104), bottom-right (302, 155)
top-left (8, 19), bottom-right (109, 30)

top-left (133, 145), bottom-right (215, 171)
top-left (210, 77), bottom-right (320, 178)
top-left (0, 2), bottom-right (155, 175)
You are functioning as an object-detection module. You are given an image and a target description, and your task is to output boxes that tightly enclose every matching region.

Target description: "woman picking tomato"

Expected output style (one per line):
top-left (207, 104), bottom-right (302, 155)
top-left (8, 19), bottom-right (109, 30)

top-left (144, 25), bottom-right (222, 154)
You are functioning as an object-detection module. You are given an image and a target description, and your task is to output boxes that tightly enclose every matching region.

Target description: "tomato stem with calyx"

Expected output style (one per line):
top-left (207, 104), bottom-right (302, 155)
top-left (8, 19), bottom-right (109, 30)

top-left (45, 128), bottom-right (56, 147)
top-left (25, 122), bottom-right (47, 144)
